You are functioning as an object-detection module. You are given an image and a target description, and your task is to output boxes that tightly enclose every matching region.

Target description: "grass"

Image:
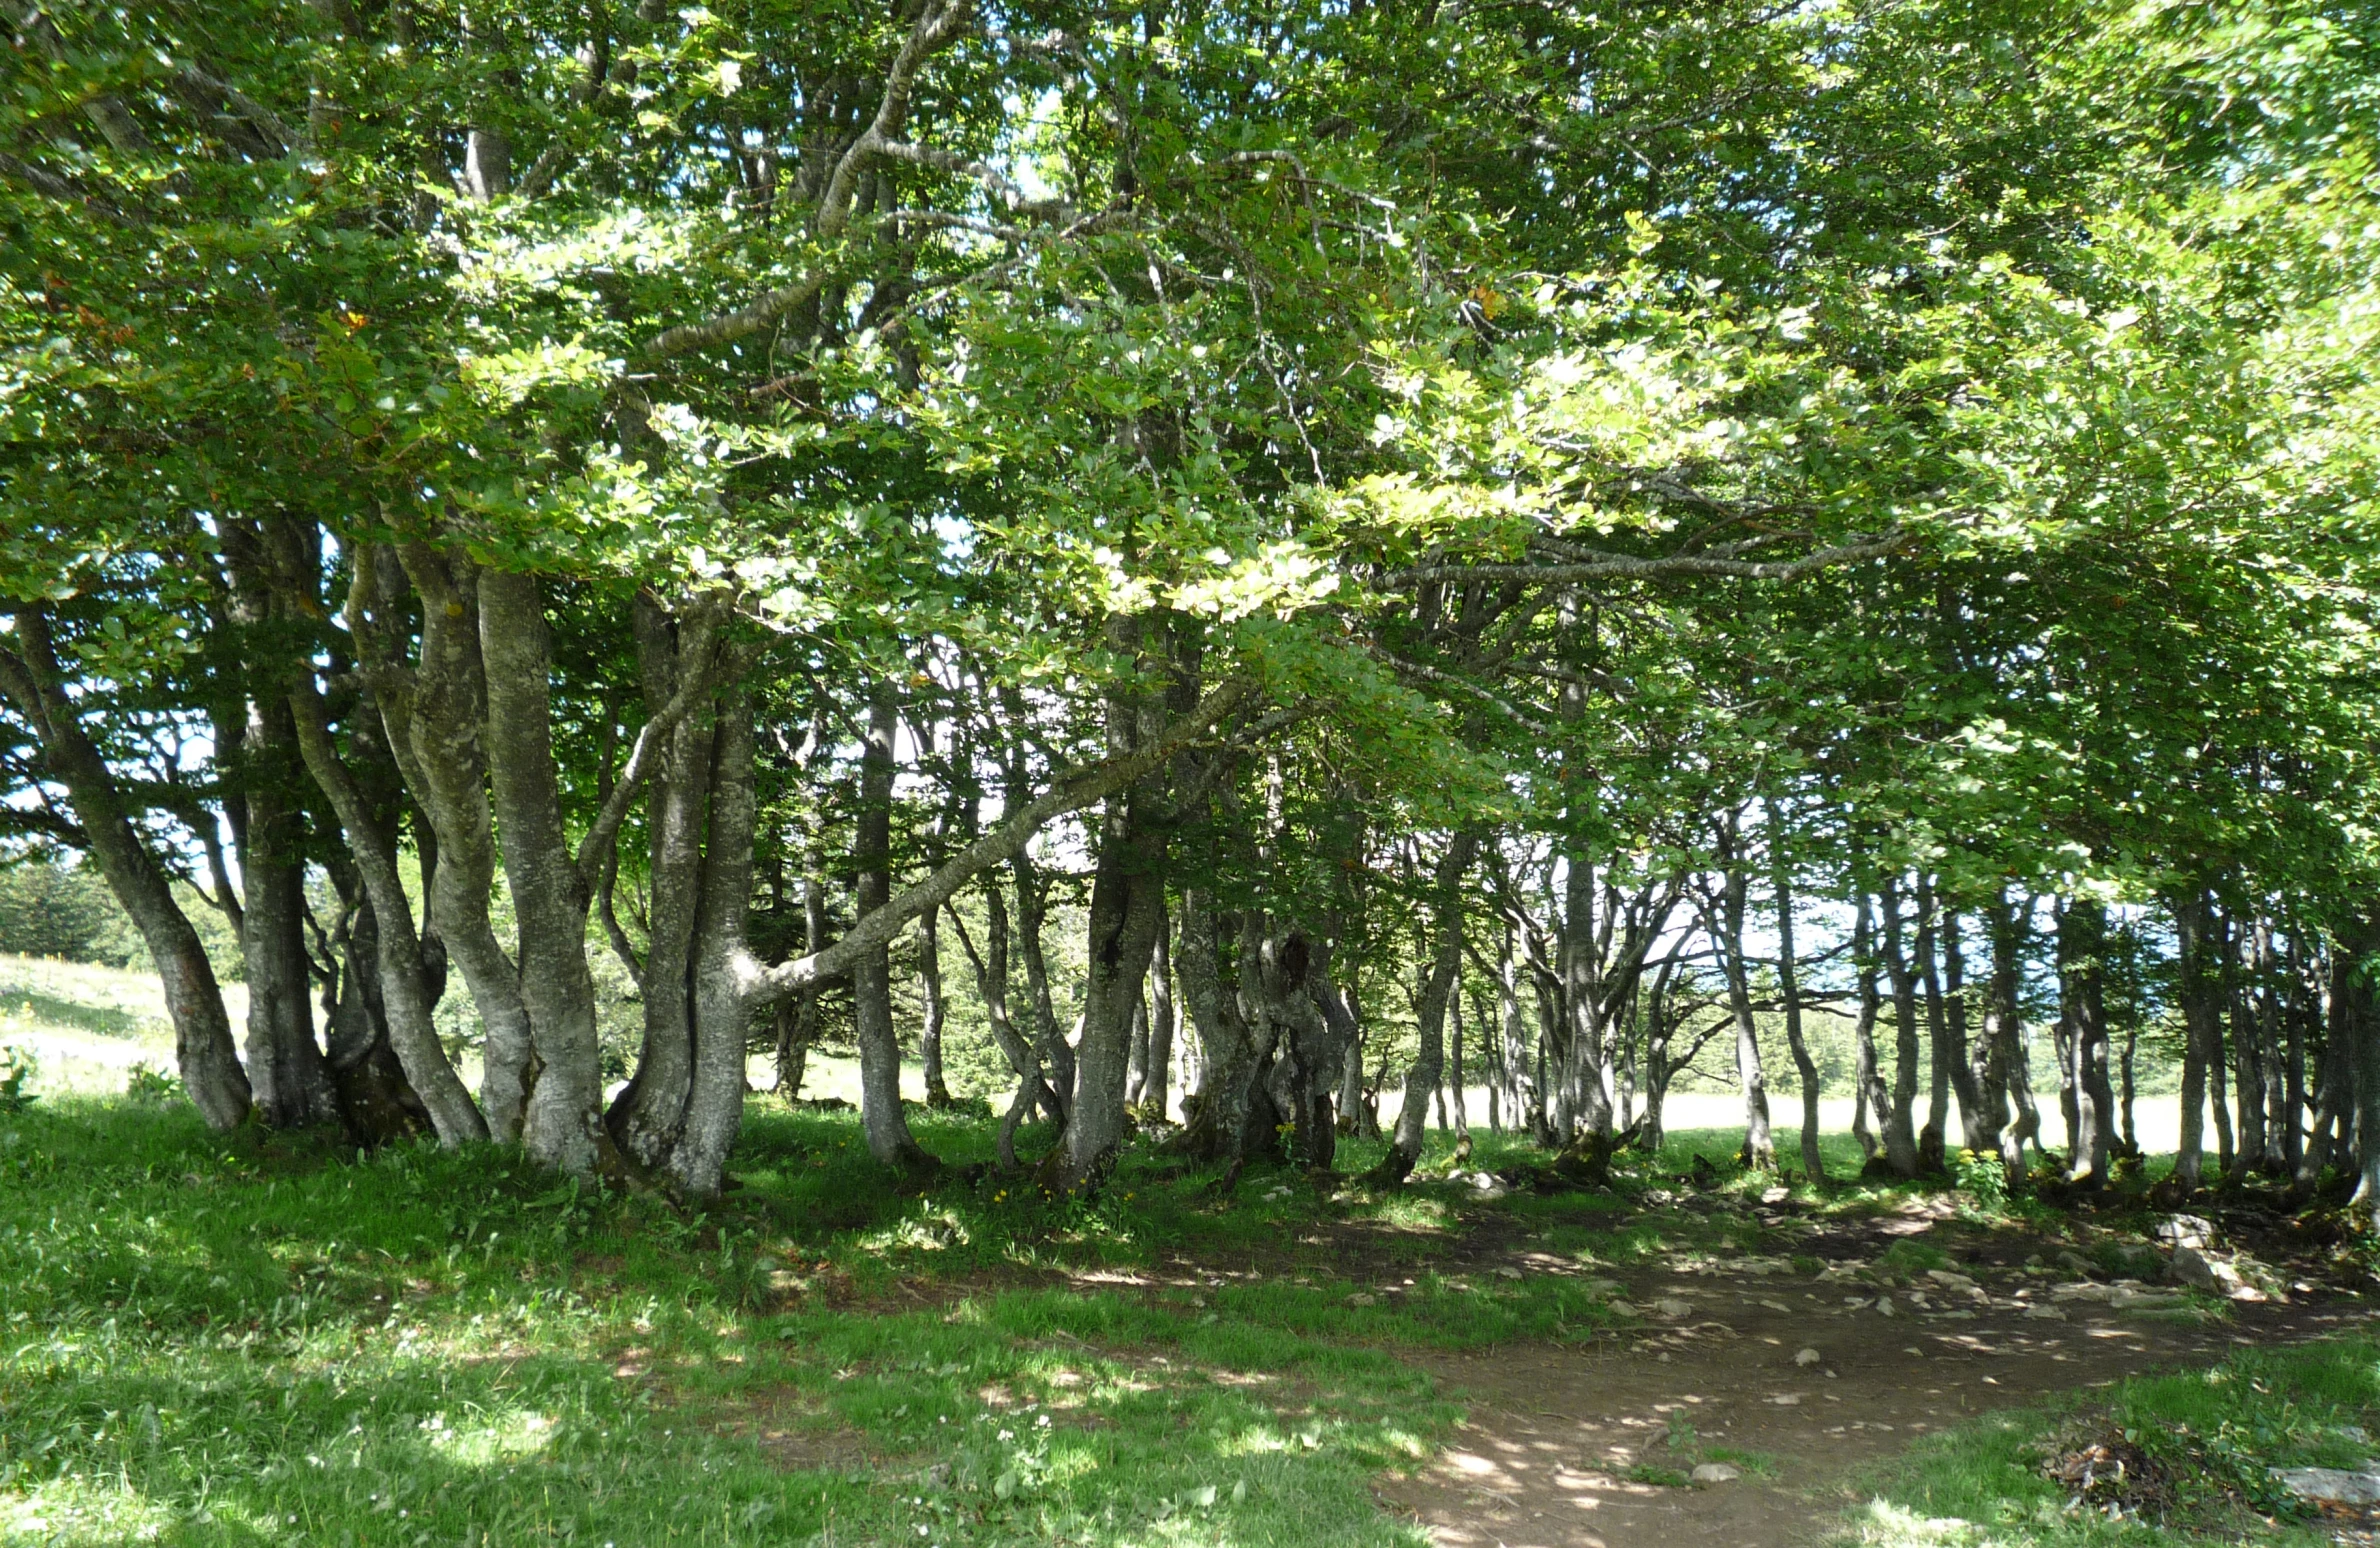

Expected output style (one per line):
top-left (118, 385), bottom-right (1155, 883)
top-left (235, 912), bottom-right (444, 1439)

top-left (2, 1096), bottom-right (1622, 1548)
top-left (1837, 1337), bottom-right (2380, 1546)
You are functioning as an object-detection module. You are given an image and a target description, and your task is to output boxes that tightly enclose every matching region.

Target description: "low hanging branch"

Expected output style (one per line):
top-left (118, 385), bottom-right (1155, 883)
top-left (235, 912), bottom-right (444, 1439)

top-left (746, 675), bottom-right (1256, 1007)
top-left (1388, 527), bottom-right (1910, 587)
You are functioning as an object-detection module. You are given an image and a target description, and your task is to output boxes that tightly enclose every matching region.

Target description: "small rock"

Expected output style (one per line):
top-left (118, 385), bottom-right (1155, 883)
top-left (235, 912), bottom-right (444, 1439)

top-left (1347, 1292), bottom-right (1378, 1307)
top-left (2055, 1250), bottom-right (2093, 1275)
top-left (2275, 1467), bottom-right (2380, 1507)
top-left (2110, 1288), bottom-right (2186, 1310)
top-left (1925, 1269), bottom-right (1978, 1292)
top-left (1794, 1347), bottom-right (1823, 1367)
top-left (1656, 1298), bottom-right (1694, 1318)
top-left (1767, 1393), bottom-right (1802, 1406)
top-left (1690, 1462), bottom-right (1741, 1484)
top-left (1609, 1299), bottom-right (1639, 1316)
top-left (1495, 1265), bottom-right (1523, 1280)
top-left (1760, 1186), bottom-right (1790, 1205)
top-left (2167, 1245), bottom-right (2219, 1292)
top-left (1875, 1294), bottom-right (1895, 1317)
top-left (1469, 1171), bottom-right (1511, 1199)
top-left (2155, 1214), bottom-right (2215, 1251)
top-left (2022, 1304), bottom-right (2068, 1320)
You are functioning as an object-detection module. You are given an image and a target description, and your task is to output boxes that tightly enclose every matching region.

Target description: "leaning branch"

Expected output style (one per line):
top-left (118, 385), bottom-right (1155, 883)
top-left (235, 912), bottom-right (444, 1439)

top-left (749, 676), bottom-right (1256, 1007)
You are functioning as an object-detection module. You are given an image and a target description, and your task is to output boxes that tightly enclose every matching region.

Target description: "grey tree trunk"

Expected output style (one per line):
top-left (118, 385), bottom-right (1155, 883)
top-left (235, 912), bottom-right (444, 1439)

top-left (369, 544), bottom-right (537, 1143)
top-left (608, 596), bottom-right (716, 1169)
top-left (1772, 856), bottom-right (1823, 1182)
top-left (668, 689), bottom-right (758, 1197)
top-left (1877, 878), bottom-right (1921, 1176)
top-left (1713, 857), bottom-right (1774, 1170)
top-left (853, 682), bottom-right (933, 1173)
top-left (1370, 834), bottom-right (1474, 1185)
top-left (1851, 891), bottom-right (1884, 1163)
top-left (288, 679), bottom-right (486, 1146)
top-left (478, 569), bottom-right (608, 1173)
top-left (1939, 905), bottom-right (1983, 1153)
top-left (948, 885), bottom-right (1057, 1171)
top-left (1145, 909), bottom-right (1176, 1120)
top-left (0, 608), bottom-right (253, 1131)
top-left (1915, 875), bottom-right (1950, 1171)
top-left (233, 702), bottom-right (341, 1129)
top-left (2058, 897), bottom-right (2114, 1185)
top-left (920, 902), bottom-right (954, 1107)
top-left (1979, 890), bottom-right (2028, 1180)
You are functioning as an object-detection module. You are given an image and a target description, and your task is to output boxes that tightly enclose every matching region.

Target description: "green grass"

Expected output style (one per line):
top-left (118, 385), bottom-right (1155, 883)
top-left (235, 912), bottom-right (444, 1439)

top-left (1836, 1337), bottom-right (2380, 1546)
top-left (3, 1096), bottom-right (1612, 1548)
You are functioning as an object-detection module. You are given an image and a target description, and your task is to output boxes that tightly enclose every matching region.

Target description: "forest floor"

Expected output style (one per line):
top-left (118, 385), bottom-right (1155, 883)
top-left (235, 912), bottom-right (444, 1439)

top-left (3, 983), bottom-right (2378, 1548)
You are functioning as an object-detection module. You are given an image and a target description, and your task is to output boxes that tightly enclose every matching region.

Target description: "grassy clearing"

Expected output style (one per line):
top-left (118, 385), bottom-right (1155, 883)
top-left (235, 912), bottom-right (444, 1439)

top-left (1837, 1337), bottom-right (2380, 1547)
top-left (2, 1096), bottom-right (1645, 1548)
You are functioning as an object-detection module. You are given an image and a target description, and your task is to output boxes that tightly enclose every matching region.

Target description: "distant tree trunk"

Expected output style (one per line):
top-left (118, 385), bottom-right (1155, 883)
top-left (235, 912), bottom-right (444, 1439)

top-left (1559, 853), bottom-right (1614, 1140)
top-left (947, 885), bottom-right (1056, 1172)
top-left (2341, 916), bottom-right (2380, 1229)
top-left (2206, 907), bottom-right (2236, 1175)
top-left (2301, 949), bottom-right (2356, 1188)
top-left (231, 702), bottom-right (343, 1130)
top-left (1369, 833), bottom-right (1473, 1185)
top-left (853, 683), bottom-right (933, 1173)
top-left (1916, 874), bottom-right (1949, 1172)
top-left (920, 902), bottom-right (954, 1108)
top-left (2119, 1023), bottom-right (2139, 1156)
top-left (1877, 877), bottom-right (1921, 1177)
top-left (2058, 897), bottom-right (2114, 1185)
top-left (2174, 891), bottom-right (2216, 1188)
top-left (1013, 848), bottom-right (1076, 1119)
top-left (1498, 926), bottom-right (1541, 1145)
top-left (1772, 854), bottom-right (1823, 1182)
top-left (2232, 940), bottom-right (2268, 1174)
top-left (1851, 891), bottom-right (1883, 1163)
top-left (775, 852), bottom-right (829, 1103)
top-left (1448, 986), bottom-right (1470, 1142)
top-left (1939, 904), bottom-right (1983, 1155)
top-left (1056, 618), bottom-right (1174, 1194)
top-left (1145, 907), bottom-right (1175, 1120)
top-left (1712, 847), bottom-right (1774, 1171)
top-left (1978, 889), bottom-right (2028, 1180)
top-left (0, 606), bottom-right (253, 1131)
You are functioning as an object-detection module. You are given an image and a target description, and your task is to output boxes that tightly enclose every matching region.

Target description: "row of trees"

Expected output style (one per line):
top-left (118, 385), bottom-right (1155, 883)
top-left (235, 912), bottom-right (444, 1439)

top-left (3, 0), bottom-right (2377, 1207)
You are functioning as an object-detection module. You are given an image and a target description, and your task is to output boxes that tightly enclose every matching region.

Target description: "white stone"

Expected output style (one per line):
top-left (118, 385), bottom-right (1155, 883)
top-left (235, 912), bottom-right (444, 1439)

top-left (1656, 1298), bottom-right (1693, 1318)
top-left (1794, 1347), bottom-right (1823, 1367)
top-left (2275, 1468), bottom-right (2380, 1507)
top-left (1690, 1463), bottom-right (1741, 1484)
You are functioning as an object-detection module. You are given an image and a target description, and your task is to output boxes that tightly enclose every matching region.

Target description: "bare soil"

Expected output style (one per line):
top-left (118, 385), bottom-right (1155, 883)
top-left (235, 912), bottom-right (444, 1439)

top-left (1370, 1197), bottom-right (2373, 1548)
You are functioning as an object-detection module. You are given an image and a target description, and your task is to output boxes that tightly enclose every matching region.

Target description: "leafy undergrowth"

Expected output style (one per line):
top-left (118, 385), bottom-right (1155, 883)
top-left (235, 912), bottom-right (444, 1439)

top-left (1837, 1337), bottom-right (2380, 1547)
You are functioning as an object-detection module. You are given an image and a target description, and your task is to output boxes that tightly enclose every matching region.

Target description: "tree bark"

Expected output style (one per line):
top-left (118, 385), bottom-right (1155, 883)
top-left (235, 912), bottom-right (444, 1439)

top-left (1851, 890), bottom-right (1884, 1163)
top-left (478, 569), bottom-right (608, 1172)
top-left (1369, 833), bottom-right (1474, 1185)
top-left (1772, 853), bottom-right (1823, 1182)
top-left (2058, 897), bottom-right (2114, 1185)
top-left (1877, 876), bottom-right (1921, 1176)
top-left (1978, 889), bottom-right (2027, 1180)
top-left (0, 607), bottom-right (252, 1131)
top-left (1145, 906), bottom-right (1176, 1120)
top-left (853, 681), bottom-right (934, 1173)
top-left (288, 679), bottom-right (485, 1146)
top-left (920, 901), bottom-right (955, 1107)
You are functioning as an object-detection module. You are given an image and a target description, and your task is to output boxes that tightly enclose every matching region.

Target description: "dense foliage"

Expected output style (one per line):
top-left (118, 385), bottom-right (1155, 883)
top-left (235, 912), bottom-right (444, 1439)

top-left (2, 0), bottom-right (2377, 1208)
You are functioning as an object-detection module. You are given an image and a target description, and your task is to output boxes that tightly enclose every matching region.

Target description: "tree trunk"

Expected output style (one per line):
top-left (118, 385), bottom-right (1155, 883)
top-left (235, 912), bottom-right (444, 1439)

top-left (1448, 982), bottom-right (1470, 1143)
top-left (665, 689), bottom-right (759, 1197)
top-left (1979, 889), bottom-right (2027, 1180)
top-left (1773, 856), bottom-right (1823, 1182)
top-left (853, 682), bottom-right (933, 1173)
top-left (0, 608), bottom-right (253, 1130)
top-left (607, 596), bottom-right (717, 1170)
top-left (2058, 897), bottom-right (2114, 1185)
top-left (948, 884), bottom-right (1057, 1172)
top-left (1711, 851), bottom-right (1775, 1170)
top-left (1877, 877), bottom-right (1921, 1177)
top-left (1369, 833), bottom-right (1474, 1185)
top-left (1851, 890), bottom-right (1883, 1163)
top-left (233, 700), bottom-right (343, 1129)
top-left (1145, 904), bottom-right (1175, 1121)
top-left (1559, 854), bottom-right (1614, 1141)
top-left (478, 569), bottom-right (607, 1173)
top-left (920, 902), bottom-right (955, 1108)
top-left (289, 680), bottom-right (486, 1146)
top-left (2341, 917), bottom-right (2380, 1229)
top-left (1916, 875), bottom-right (1949, 1172)
top-left (352, 542), bottom-right (541, 1144)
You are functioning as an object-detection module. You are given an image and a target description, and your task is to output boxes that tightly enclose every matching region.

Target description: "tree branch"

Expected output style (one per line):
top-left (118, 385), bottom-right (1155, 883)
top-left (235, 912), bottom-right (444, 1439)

top-left (748, 675), bottom-right (1255, 1007)
top-left (1388, 527), bottom-right (1909, 587)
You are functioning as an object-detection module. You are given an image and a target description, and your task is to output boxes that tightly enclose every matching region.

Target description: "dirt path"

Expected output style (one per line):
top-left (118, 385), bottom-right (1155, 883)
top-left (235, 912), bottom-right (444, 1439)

top-left (1373, 1226), bottom-right (2373, 1548)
